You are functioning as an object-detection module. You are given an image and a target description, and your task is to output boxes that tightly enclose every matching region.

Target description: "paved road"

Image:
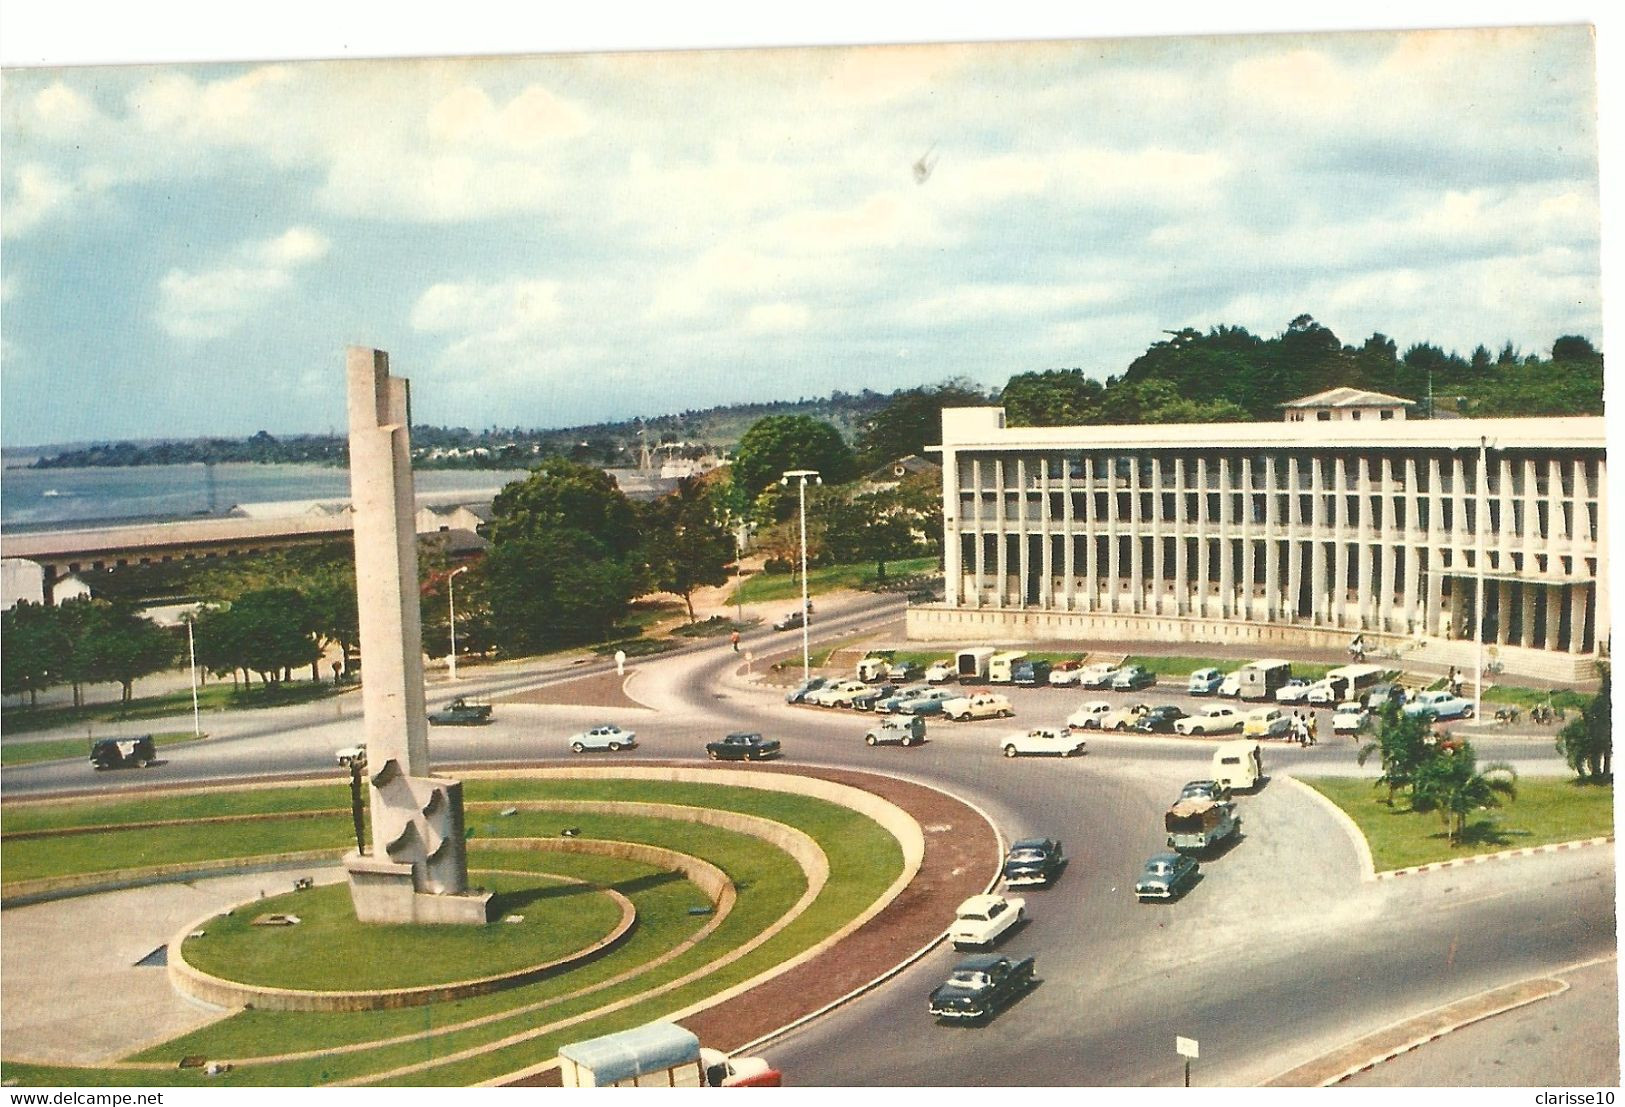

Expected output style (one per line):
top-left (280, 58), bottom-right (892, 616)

top-left (3, 590), bottom-right (1611, 1087)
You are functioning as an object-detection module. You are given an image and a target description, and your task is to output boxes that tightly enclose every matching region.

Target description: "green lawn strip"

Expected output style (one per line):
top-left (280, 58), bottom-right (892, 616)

top-left (728, 557), bottom-right (937, 606)
top-left (1, 730), bottom-right (205, 768)
top-left (2, 785), bottom-right (350, 835)
top-left (1302, 775), bottom-right (1614, 871)
top-left (0, 816), bottom-right (355, 885)
top-left (1, 681), bottom-right (341, 735)
top-left (181, 877), bottom-right (624, 991)
top-left (1478, 685), bottom-right (1594, 711)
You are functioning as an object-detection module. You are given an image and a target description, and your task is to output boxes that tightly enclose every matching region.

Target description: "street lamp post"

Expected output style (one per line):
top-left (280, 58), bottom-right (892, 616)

top-left (781, 469), bottom-right (821, 683)
top-left (448, 565), bottom-right (469, 681)
top-left (1474, 436), bottom-right (1488, 719)
top-left (185, 614), bottom-right (201, 738)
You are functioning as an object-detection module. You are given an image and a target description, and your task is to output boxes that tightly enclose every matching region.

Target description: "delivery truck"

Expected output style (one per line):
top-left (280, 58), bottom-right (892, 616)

top-left (1238, 659), bottom-right (1293, 702)
top-left (1165, 798), bottom-right (1241, 852)
top-left (955, 647), bottom-right (997, 685)
top-left (557, 1021), bottom-right (780, 1088)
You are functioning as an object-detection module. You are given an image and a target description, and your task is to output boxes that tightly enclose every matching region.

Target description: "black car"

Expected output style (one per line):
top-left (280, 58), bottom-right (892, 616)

top-left (784, 677), bottom-right (828, 705)
top-left (929, 953), bottom-right (1037, 1021)
top-left (1001, 837), bottom-right (1066, 887)
top-left (1135, 852), bottom-right (1200, 901)
top-left (1135, 705), bottom-right (1188, 734)
top-left (706, 732), bottom-right (782, 761)
top-left (1010, 659), bottom-right (1053, 687)
top-left (851, 682), bottom-right (899, 711)
top-left (772, 610), bottom-right (809, 631)
top-left (90, 735), bottom-right (156, 770)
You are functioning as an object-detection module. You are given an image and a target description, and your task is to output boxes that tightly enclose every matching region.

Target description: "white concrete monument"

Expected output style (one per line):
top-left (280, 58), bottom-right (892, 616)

top-left (343, 347), bottom-right (491, 925)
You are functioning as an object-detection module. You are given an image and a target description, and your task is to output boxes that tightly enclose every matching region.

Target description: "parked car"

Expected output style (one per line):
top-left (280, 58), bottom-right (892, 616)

top-left (1111, 665), bottom-right (1156, 691)
top-left (949, 894), bottom-right (1027, 949)
top-left (943, 692), bottom-right (1014, 722)
top-left (893, 688), bottom-right (957, 716)
top-left (706, 732), bottom-right (782, 761)
top-left (856, 656), bottom-right (892, 682)
top-left (1187, 667), bottom-right (1224, 695)
top-left (924, 660), bottom-right (956, 684)
top-left (1078, 664), bottom-right (1122, 690)
top-left (805, 679), bottom-right (869, 708)
top-left (886, 660), bottom-right (922, 683)
top-left (1273, 678), bottom-right (1312, 704)
top-left (1217, 672), bottom-right (1243, 697)
top-left (1047, 659), bottom-right (1085, 686)
top-left (90, 735), bottom-right (157, 770)
top-left (850, 682), bottom-right (900, 711)
top-left (569, 724), bottom-right (637, 753)
top-left (1000, 727), bottom-right (1087, 758)
top-left (1002, 837), bottom-right (1066, 886)
top-left (1010, 659), bottom-right (1053, 687)
top-left (1242, 706), bottom-right (1292, 738)
top-left (1365, 682), bottom-right (1408, 710)
top-left (1134, 852), bottom-right (1200, 901)
top-left (1332, 702), bottom-right (1370, 733)
top-left (1101, 703), bottom-right (1152, 731)
top-left (772, 610), bottom-right (809, 631)
top-left (1174, 704), bottom-right (1245, 736)
top-left (1178, 779), bottom-right (1232, 803)
top-left (1134, 705), bottom-right (1188, 734)
top-left (928, 953), bottom-right (1037, 1022)
top-left (784, 677), bottom-right (828, 705)
top-left (1404, 690), bottom-right (1476, 720)
top-left (1066, 700), bottom-right (1114, 730)
top-left (864, 715), bottom-right (926, 747)
top-left (1305, 678), bottom-right (1347, 705)
top-left (876, 683), bottom-right (932, 713)
top-left (428, 696), bottom-right (493, 725)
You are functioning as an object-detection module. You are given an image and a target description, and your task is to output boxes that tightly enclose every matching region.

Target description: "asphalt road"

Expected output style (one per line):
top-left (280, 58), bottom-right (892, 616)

top-left (2, 590), bottom-right (1612, 1086)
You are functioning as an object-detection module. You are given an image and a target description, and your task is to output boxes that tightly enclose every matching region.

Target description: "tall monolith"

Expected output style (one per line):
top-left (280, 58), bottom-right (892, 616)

top-left (342, 346), bottom-right (490, 925)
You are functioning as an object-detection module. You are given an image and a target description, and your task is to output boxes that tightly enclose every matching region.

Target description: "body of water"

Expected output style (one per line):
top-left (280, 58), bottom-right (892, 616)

top-left (1, 463), bottom-right (535, 529)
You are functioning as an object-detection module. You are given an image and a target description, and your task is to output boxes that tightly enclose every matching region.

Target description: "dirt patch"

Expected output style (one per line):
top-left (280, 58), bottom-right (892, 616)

top-left (498, 671), bottom-right (650, 712)
top-left (508, 763), bottom-right (996, 1085)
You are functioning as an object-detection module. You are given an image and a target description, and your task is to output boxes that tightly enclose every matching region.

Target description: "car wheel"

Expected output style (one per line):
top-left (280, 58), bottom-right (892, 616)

top-left (138, 758), bottom-right (152, 768)
top-left (1003, 745), bottom-right (1018, 758)
top-left (1193, 727), bottom-right (1205, 736)
top-left (837, 700), bottom-right (850, 709)
top-left (1002, 709), bottom-right (1013, 718)
top-left (865, 734), bottom-right (877, 746)
top-left (708, 750), bottom-right (718, 760)
top-left (608, 742), bottom-right (621, 752)
top-left (1461, 705), bottom-right (1474, 718)
top-left (572, 742), bottom-right (586, 753)
top-left (1115, 722), bottom-right (1127, 731)
top-left (1060, 748), bottom-right (1071, 758)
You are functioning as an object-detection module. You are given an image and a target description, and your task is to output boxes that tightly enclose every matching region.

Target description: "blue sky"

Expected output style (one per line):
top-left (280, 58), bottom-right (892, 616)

top-left (0, 8), bottom-right (1607, 447)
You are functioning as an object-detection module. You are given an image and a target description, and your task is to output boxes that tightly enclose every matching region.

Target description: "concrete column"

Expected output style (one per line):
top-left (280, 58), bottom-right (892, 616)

top-left (1569, 583), bottom-right (1588, 653)
top-left (1128, 456), bottom-right (1144, 614)
top-left (1333, 455), bottom-right (1352, 627)
top-left (1083, 455), bottom-right (1097, 611)
top-left (1570, 457), bottom-right (1587, 568)
top-left (1310, 456), bottom-right (1327, 623)
top-left (1150, 456), bottom-right (1165, 616)
top-left (942, 449), bottom-right (961, 607)
top-left (994, 458), bottom-right (1008, 606)
top-left (1521, 584), bottom-right (1537, 648)
top-left (1495, 579), bottom-right (1511, 645)
top-left (1285, 456), bottom-right (1302, 622)
top-left (1061, 453), bottom-right (1075, 611)
top-left (1173, 456), bottom-right (1189, 616)
top-left (1038, 456), bottom-right (1054, 608)
top-left (1427, 455), bottom-right (1444, 550)
top-left (1595, 458), bottom-right (1610, 652)
top-left (970, 458), bottom-right (985, 608)
top-left (1453, 454), bottom-right (1469, 560)
top-left (1402, 530), bottom-right (1421, 635)
top-left (1239, 457), bottom-right (1256, 620)
top-left (1217, 456), bottom-right (1234, 617)
top-left (1497, 454), bottom-right (1515, 566)
top-left (1106, 457), bottom-right (1120, 613)
top-left (1426, 561), bottom-right (1444, 639)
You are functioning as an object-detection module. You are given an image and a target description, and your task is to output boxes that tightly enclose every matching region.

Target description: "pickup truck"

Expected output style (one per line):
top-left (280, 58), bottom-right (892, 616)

top-left (427, 696), bottom-right (493, 726)
top-left (557, 1021), bottom-right (780, 1087)
top-left (1164, 798), bottom-right (1241, 852)
top-left (949, 893), bottom-right (1026, 949)
top-left (928, 953), bottom-right (1036, 1022)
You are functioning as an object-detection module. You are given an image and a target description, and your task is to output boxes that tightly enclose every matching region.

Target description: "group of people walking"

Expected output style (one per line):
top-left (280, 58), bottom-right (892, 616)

top-left (1289, 710), bottom-right (1318, 746)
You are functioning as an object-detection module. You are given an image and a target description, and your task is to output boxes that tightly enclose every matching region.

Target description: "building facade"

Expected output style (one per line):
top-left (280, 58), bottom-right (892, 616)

top-left (908, 407), bottom-right (1608, 682)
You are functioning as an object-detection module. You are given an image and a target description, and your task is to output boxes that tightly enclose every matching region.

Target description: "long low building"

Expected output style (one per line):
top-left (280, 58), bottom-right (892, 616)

top-left (908, 406), bottom-right (1608, 683)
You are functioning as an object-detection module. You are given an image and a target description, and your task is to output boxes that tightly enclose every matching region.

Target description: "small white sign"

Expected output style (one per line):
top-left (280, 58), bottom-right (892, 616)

top-left (614, 649), bottom-right (627, 675)
top-left (1176, 1036), bottom-right (1199, 1059)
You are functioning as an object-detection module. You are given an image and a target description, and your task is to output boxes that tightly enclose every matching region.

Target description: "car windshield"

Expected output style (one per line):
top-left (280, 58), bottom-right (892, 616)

top-left (1147, 861), bottom-right (1171, 875)
top-left (949, 970), bottom-right (989, 987)
top-left (1008, 849), bottom-right (1045, 862)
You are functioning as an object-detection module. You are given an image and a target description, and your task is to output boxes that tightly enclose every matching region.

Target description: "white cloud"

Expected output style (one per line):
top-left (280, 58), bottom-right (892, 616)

top-left (746, 302), bottom-right (809, 333)
top-left (411, 278), bottom-right (563, 336)
top-left (900, 282), bottom-right (1118, 326)
top-left (1, 162), bottom-right (76, 236)
top-left (155, 226), bottom-right (329, 340)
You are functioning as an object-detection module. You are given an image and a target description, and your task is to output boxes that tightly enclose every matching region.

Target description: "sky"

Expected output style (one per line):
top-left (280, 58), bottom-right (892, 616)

top-left (0, 6), bottom-right (1611, 448)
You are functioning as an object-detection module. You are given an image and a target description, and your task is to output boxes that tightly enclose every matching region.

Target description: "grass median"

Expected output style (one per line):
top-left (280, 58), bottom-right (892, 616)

top-left (727, 557), bottom-right (936, 607)
top-left (1302, 775), bottom-right (1614, 871)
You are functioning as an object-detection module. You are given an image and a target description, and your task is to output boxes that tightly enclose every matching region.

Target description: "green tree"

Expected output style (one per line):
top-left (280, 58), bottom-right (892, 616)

top-left (489, 457), bottom-right (643, 557)
top-left (1001, 369), bottom-right (1106, 426)
top-left (730, 415), bottom-right (856, 497)
top-left (216, 588), bottom-right (324, 685)
top-left (819, 490), bottom-right (916, 581)
top-left (0, 601), bottom-right (69, 706)
top-left (641, 479), bottom-right (734, 623)
top-left (421, 565), bottom-right (496, 663)
top-left (84, 604), bottom-right (180, 705)
top-left (1356, 701), bottom-right (1434, 805)
top-left (1409, 737), bottom-right (1517, 845)
top-left (1557, 663), bottom-right (1612, 781)
top-left (854, 382), bottom-right (987, 469)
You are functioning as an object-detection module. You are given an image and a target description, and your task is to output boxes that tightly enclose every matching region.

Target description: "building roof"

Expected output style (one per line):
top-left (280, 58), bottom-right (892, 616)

top-left (1281, 387), bottom-right (1417, 409)
top-left (864, 454), bottom-right (942, 483)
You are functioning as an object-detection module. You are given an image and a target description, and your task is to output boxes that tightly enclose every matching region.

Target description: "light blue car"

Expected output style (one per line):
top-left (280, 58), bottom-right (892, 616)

top-left (1187, 667), bottom-right (1223, 695)
top-left (1403, 690), bottom-right (1476, 721)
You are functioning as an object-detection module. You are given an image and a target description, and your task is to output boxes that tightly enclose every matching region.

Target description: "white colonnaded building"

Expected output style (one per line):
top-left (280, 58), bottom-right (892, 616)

top-left (908, 398), bottom-right (1608, 683)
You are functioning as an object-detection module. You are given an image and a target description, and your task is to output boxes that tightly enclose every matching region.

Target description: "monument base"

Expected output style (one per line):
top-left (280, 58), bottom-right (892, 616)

top-left (344, 851), bottom-right (493, 926)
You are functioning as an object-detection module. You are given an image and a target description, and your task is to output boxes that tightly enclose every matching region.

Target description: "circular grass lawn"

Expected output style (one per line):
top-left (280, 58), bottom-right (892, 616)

top-left (181, 873), bottom-right (626, 991)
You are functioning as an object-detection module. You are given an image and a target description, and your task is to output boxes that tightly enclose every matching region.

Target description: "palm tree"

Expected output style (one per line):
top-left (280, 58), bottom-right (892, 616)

top-left (1409, 738), bottom-right (1518, 845)
top-left (1356, 701), bottom-right (1433, 805)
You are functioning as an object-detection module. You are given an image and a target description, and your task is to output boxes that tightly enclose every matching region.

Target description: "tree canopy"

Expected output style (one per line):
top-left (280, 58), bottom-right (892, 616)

top-left (730, 415), bottom-right (856, 496)
top-left (852, 381), bottom-right (987, 470)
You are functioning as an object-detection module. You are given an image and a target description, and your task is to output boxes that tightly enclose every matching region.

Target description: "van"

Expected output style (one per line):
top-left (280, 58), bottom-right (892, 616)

top-left (1238, 659), bottom-right (1293, 702)
top-left (987, 651), bottom-right (1028, 684)
top-left (856, 656), bottom-right (890, 682)
top-left (1211, 740), bottom-right (1263, 791)
top-left (1323, 663), bottom-right (1386, 703)
top-left (956, 647), bottom-right (997, 685)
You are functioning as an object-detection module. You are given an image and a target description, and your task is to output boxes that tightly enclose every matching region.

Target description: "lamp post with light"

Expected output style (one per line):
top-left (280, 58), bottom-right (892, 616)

top-left (781, 469), bottom-right (821, 683)
top-left (448, 565), bottom-right (469, 681)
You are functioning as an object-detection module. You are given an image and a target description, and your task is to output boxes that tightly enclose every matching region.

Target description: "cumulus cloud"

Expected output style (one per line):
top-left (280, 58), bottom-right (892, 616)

top-left (746, 302), bottom-right (810, 333)
top-left (155, 227), bottom-right (329, 340)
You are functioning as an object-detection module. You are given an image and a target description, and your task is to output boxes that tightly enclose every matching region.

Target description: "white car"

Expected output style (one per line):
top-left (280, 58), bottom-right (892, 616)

top-left (805, 679), bottom-right (869, 708)
top-left (1218, 672), bottom-right (1243, 697)
top-left (1274, 679), bottom-right (1312, 704)
top-left (924, 660), bottom-right (956, 684)
top-left (1305, 679), bottom-right (1345, 705)
top-left (1243, 707), bottom-right (1293, 738)
top-left (1000, 727), bottom-right (1087, 758)
top-left (570, 724), bottom-right (637, 753)
top-left (1066, 700), bottom-right (1114, 730)
top-left (1174, 705), bottom-right (1244, 736)
top-left (949, 893), bottom-right (1027, 949)
top-left (1333, 703), bottom-right (1370, 733)
top-left (1047, 661), bottom-right (1085, 686)
top-left (943, 693), bottom-right (1014, 721)
top-left (1077, 664), bottom-right (1121, 689)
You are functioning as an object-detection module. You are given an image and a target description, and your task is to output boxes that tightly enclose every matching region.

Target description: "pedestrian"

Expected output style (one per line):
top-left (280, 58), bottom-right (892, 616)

top-left (730, 630), bottom-right (741, 652)
top-left (1307, 714), bottom-right (1318, 746)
